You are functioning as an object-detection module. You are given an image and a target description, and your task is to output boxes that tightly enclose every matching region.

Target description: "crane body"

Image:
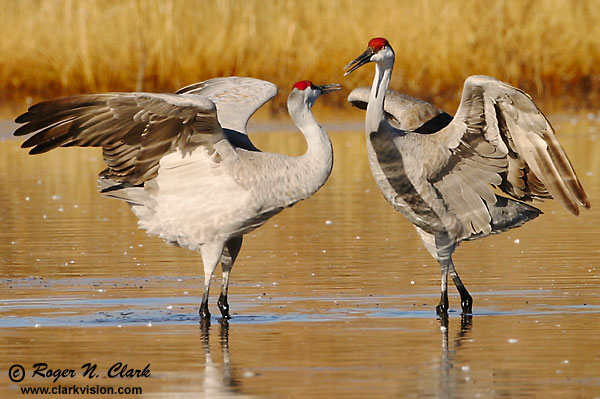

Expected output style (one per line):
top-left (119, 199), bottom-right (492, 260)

top-left (345, 38), bottom-right (590, 315)
top-left (15, 77), bottom-right (339, 321)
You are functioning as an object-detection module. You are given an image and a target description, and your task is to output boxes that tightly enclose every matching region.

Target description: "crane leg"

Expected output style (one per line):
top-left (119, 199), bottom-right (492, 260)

top-left (416, 229), bottom-right (471, 315)
top-left (217, 236), bottom-right (243, 320)
top-left (199, 241), bottom-right (226, 322)
top-left (434, 235), bottom-right (454, 316)
top-left (448, 259), bottom-right (472, 314)
top-left (436, 260), bottom-right (449, 316)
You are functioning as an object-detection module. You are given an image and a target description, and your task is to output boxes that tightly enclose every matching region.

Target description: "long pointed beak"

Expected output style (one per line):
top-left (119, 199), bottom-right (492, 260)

top-left (343, 48), bottom-right (374, 76)
top-left (315, 83), bottom-right (341, 94)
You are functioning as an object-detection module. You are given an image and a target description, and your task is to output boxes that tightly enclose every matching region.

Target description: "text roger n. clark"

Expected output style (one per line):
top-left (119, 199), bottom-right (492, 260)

top-left (30, 362), bottom-right (151, 382)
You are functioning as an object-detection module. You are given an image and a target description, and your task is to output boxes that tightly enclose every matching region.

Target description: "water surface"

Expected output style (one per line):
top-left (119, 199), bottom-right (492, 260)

top-left (1, 116), bottom-right (599, 398)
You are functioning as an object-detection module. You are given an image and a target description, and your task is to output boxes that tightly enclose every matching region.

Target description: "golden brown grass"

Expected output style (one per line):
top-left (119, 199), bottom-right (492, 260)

top-left (1, 0), bottom-right (599, 115)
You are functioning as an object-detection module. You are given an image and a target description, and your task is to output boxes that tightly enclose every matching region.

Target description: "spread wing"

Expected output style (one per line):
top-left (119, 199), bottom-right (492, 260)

top-left (348, 87), bottom-right (452, 132)
top-left (177, 77), bottom-right (277, 145)
top-left (14, 92), bottom-right (225, 186)
top-left (427, 75), bottom-right (589, 236)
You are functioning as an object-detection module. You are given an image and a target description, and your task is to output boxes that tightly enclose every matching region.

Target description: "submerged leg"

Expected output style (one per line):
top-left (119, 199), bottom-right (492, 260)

top-left (434, 235), bottom-right (455, 316)
top-left (436, 259), bottom-right (449, 316)
top-left (217, 236), bottom-right (243, 320)
top-left (199, 241), bottom-right (226, 322)
top-left (448, 259), bottom-right (472, 314)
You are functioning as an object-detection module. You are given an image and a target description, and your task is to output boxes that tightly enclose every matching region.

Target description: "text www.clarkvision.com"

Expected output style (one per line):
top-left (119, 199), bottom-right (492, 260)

top-left (19, 383), bottom-right (142, 396)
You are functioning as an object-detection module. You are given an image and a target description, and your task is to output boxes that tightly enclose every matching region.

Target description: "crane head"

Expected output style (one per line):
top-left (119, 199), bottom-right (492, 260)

top-left (289, 81), bottom-right (340, 110)
top-left (344, 37), bottom-right (394, 76)
top-left (291, 81), bottom-right (340, 106)
top-left (292, 81), bottom-right (341, 95)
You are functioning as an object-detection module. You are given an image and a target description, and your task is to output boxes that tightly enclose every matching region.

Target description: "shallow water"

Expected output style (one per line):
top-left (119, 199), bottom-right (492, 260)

top-left (1, 116), bottom-right (599, 398)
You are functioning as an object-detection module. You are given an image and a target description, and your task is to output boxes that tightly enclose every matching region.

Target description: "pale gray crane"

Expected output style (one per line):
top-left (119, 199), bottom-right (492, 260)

top-left (14, 77), bottom-right (339, 321)
top-left (344, 37), bottom-right (590, 316)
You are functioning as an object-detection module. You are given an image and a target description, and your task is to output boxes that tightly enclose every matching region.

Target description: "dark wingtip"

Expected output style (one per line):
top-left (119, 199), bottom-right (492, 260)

top-left (348, 100), bottom-right (368, 110)
top-left (13, 123), bottom-right (31, 136)
top-left (21, 137), bottom-right (35, 149)
top-left (14, 113), bottom-right (30, 124)
top-left (27, 145), bottom-right (50, 155)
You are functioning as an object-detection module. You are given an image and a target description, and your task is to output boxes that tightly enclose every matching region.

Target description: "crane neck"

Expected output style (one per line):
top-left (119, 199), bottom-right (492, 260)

top-left (366, 58), bottom-right (394, 134)
top-left (287, 95), bottom-right (334, 192)
top-left (288, 97), bottom-right (333, 161)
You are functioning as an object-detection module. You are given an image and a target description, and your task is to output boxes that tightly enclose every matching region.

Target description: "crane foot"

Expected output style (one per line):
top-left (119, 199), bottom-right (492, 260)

top-left (460, 294), bottom-right (473, 315)
top-left (199, 301), bottom-right (211, 321)
top-left (436, 291), bottom-right (449, 316)
top-left (217, 294), bottom-right (231, 320)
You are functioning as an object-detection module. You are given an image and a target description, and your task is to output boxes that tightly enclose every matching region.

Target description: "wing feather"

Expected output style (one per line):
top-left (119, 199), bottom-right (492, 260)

top-left (349, 76), bottom-right (583, 240)
top-left (348, 87), bottom-right (452, 132)
top-left (177, 77), bottom-right (277, 135)
top-left (429, 75), bottom-right (589, 240)
top-left (14, 90), bottom-right (227, 186)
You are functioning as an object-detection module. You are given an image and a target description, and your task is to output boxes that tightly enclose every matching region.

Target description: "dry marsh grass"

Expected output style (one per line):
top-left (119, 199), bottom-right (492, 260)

top-left (1, 0), bottom-right (599, 115)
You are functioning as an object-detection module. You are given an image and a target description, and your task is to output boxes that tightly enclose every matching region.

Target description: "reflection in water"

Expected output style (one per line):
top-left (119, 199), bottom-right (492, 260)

top-left (199, 320), bottom-right (249, 399)
top-left (438, 315), bottom-right (473, 399)
top-left (195, 315), bottom-right (477, 399)
top-left (197, 314), bottom-right (477, 399)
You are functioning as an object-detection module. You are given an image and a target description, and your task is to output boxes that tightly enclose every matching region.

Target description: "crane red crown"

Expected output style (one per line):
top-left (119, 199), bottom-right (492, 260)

top-left (368, 37), bottom-right (390, 50)
top-left (293, 81), bottom-right (313, 91)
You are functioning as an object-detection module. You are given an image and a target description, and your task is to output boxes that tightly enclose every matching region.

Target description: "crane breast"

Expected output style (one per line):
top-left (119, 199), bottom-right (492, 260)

top-left (136, 145), bottom-right (257, 250)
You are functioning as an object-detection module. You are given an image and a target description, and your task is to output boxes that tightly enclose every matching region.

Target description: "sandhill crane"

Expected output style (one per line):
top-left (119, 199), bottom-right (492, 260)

top-left (14, 77), bottom-right (339, 322)
top-left (344, 37), bottom-right (590, 316)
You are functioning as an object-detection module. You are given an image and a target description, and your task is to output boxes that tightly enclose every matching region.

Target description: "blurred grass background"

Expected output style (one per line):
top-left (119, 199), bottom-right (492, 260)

top-left (1, 0), bottom-right (599, 116)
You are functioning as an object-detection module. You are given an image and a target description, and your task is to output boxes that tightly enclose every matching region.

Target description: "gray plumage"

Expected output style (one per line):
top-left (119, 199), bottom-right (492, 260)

top-left (15, 77), bottom-right (339, 321)
top-left (345, 38), bottom-right (590, 316)
top-left (348, 86), bottom-right (452, 132)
